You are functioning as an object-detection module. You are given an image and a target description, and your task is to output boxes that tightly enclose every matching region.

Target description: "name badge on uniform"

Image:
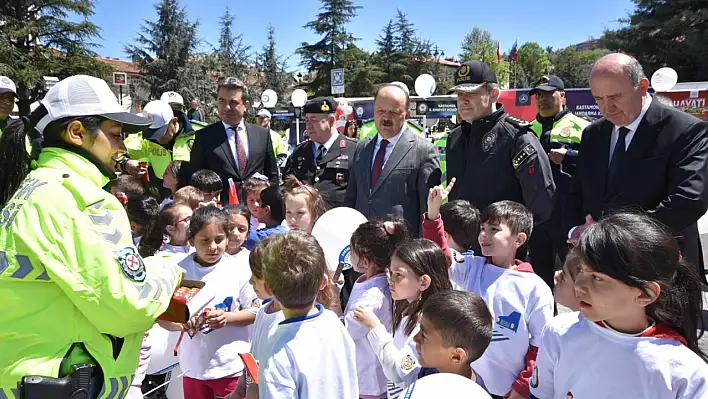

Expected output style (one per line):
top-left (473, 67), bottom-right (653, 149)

top-left (482, 131), bottom-right (497, 152)
top-left (336, 173), bottom-right (345, 184)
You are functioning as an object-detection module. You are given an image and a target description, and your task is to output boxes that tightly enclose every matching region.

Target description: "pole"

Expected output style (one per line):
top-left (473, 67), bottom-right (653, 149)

top-left (119, 86), bottom-right (123, 106)
top-left (295, 115), bottom-right (300, 145)
top-left (514, 61), bottom-right (518, 89)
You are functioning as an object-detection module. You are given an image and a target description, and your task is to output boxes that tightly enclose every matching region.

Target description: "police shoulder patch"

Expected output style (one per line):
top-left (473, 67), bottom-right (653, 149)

top-left (117, 247), bottom-right (146, 282)
top-left (512, 143), bottom-right (536, 169)
top-left (506, 115), bottom-right (531, 129)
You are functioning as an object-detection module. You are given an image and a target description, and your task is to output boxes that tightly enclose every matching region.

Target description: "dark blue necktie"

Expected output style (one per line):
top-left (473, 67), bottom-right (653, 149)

top-left (607, 127), bottom-right (629, 188)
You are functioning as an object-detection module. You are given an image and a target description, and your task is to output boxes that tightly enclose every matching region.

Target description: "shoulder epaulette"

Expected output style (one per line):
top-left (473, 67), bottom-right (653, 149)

top-left (506, 115), bottom-right (532, 129)
top-left (294, 139), bottom-right (312, 151)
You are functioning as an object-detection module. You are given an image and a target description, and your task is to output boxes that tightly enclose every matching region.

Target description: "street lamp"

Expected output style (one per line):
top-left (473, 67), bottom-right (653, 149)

top-left (291, 88), bottom-right (308, 145)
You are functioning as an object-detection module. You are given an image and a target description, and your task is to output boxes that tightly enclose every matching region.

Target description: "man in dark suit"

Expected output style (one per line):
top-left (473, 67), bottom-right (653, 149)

top-left (282, 96), bottom-right (357, 208)
top-left (187, 77), bottom-right (279, 203)
top-left (345, 83), bottom-right (441, 235)
top-left (566, 53), bottom-right (708, 279)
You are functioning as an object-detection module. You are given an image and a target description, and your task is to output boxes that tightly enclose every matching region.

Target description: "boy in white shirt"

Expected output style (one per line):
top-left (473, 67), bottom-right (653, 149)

top-left (426, 189), bottom-right (553, 399)
top-left (259, 230), bottom-right (358, 399)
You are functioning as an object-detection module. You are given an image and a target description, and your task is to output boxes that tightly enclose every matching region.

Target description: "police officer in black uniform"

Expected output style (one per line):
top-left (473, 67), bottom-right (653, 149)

top-left (446, 61), bottom-right (556, 257)
top-left (282, 97), bottom-right (357, 208)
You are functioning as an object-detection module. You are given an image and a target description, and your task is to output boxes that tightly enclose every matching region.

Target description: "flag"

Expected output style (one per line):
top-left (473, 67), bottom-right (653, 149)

top-left (512, 40), bottom-right (519, 62)
top-left (228, 178), bottom-right (239, 205)
top-left (497, 42), bottom-right (501, 64)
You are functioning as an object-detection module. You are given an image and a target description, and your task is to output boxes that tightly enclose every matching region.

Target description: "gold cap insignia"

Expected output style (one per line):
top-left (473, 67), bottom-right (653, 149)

top-left (458, 65), bottom-right (470, 79)
top-left (321, 101), bottom-right (330, 112)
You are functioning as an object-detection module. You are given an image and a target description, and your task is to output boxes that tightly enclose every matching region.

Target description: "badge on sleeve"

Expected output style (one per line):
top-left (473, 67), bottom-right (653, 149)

top-left (118, 247), bottom-right (146, 282)
top-left (400, 354), bottom-right (416, 371)
top-left (512, 143), bottom-right (537, 169)
top-left (482, 131), bottom-right (497, 152)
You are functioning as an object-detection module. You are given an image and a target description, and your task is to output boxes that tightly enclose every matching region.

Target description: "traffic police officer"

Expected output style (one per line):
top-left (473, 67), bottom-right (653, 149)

top-left (0, 76), bottom-right (17, 136)
top-left (528, 75), bottom-right (589, 288)
top-left (0, 75), bottom-right (180, 398)
top-left (446, 60), bottom-right (555, 231)
top-left (282, 97), bottom-right (357, 208)
top-left (123, 97), bottom-right (203, 197)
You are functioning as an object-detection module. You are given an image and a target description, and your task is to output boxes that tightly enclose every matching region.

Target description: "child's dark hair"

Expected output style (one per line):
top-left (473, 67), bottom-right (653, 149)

top-left (250, 235), bottom-right (276, 279)
top-left (190, 169), bottom-right (223, 193)
top-left (422, 290), bottom-right (493, 363)
top-left (440, 200), bottom-right (480, 252)
top-left (481, 200), bottom-right (533, 236)
top-left (242, 177), bottom-right (269, 201)
top-left (350, 219), bottom-right (408, 271)
top-left (393, 239), bottom-right (453, 336)
top-left (224, 204), bottom-right (252, 236)
top-left (578, 211), bottom-right (707, 361)
top-left (188, 204), bottom-right (230, 240)
top-left (110, 174), bottom-right (147, 202)
top-left (260, 184), bottom-right (285, 223)
top-left (126, 195), bottom-right (160, 257)
top-left (140, 202), bottom-right (191, 256)
top-left (282, 175), bottom-right (328, 220)
top-left (261, 230), bottom-right (327, 309)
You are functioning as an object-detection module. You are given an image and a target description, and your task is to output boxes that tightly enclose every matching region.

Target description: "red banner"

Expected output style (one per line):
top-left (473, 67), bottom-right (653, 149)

top-left (656, 91), bottom-right (708, 121)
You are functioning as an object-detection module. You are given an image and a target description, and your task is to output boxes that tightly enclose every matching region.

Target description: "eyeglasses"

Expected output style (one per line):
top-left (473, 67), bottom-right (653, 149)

top-left (173, 216), bottom-right (191, 226)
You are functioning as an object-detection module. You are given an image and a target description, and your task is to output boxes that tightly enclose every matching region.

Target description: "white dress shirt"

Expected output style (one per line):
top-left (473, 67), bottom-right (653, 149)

top-left (223, 120), bottom-right (249, 169)
top-left (608, 95), bottom-right (653, 164)
top-left (371, 126), bottom-right (405, 169)
top-left (312, 132), bottom-right (339, 158)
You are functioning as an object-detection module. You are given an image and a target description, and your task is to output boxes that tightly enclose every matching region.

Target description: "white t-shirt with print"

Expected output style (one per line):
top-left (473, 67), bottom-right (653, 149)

top-left (177, 251), bottom-right (260, 380)
top-left (367, 315), bottom-right (421, 399)
top-left (449, 255), bottom-right (554, 396)
top-left (530, 312), bottom-right (708, 399)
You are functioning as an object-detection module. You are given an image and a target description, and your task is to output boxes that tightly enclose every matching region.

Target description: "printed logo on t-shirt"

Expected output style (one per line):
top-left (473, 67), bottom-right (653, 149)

top-left (250, 298), bottom-right (262, 309)
top-left (400, 354), bottom-right (416, 371)
top-left (491, 311), bottom-right (521, 342)
top-left (530, 366), bottom-right (539, 388)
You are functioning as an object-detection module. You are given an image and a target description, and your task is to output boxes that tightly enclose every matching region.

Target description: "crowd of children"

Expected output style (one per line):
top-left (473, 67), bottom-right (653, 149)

top-left (113, 164), bottom-right (708, 399)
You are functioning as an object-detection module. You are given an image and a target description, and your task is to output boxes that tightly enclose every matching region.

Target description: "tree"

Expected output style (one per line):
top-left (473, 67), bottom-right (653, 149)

top-left (215, 6), bottom-right (251, 79)
top-left (394, 9), bottom-right (416, 54)
top-left (602, 0), bottom-right (708, 81)
top-left (0, 0), bottom-right (114, 116)
top-left (339, 44), bottom-right (383, 97)
top-left (550, 45), bottom-right (608, 88)
top-left (297, 0), bottom-right (361, 96)
top-left (125, 0), bottom-right (198, 100)
top-left (459, 27), bottom-right (509, 86)
top-left (517, 42), bottom-right (552, 87)
top-left (257, 26), bottom-right (292, 106)
top-left (375, 19), bottom-right (397, 83)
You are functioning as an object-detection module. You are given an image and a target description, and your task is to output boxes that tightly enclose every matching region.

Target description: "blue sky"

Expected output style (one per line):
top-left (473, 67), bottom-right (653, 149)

top-left (91, 0), bottom-right (636, 70)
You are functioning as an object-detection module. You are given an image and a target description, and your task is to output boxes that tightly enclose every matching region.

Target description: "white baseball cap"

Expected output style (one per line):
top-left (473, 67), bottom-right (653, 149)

top-left (160, 91), bottom-right (184, 106)
top-left (140, 100), bottom-right (175, 140)
top-left (0, 76), bottom-right (17, 97)
top-left (36, 75), bottom-right (152, 134)
top-left (256, 109), bottom-right (272, 118)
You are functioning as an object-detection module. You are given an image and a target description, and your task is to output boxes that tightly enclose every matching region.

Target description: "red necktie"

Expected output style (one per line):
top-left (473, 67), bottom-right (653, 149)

top-left (232, 126), bottom-right (247, 176)
top-left (371, 139), bottom-right (389, 189)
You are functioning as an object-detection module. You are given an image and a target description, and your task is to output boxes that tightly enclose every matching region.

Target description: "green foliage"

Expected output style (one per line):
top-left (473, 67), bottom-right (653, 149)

top-left (0, 0), bottom-right (113, 116)
top-left (550, 45), bottom-right (609, 88)
top-left (297, 0), bottom-right (362, 96)
top-left (517, 42), bottom-right (552, 87)
top-left (602, 0), bottom-right (708, 81)
top-left (124, 0), bottom-right (198, 100)
top-left (459, 27), bottom-right (509, 86)
top-left (340, 44), bottom-right (383, 97)
top-left (255, 26), bottom-right (293, 106)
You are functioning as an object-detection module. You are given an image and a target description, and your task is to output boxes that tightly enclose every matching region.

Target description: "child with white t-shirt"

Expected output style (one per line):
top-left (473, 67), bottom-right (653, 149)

top-left (352, 239), bottom-right (452, 399)
top-left (258, 231), bottom-right (358, 399)
top-left (143, 201), bottom-right (194, 261)
top-left (175, 205), bottom-right (260, 399)
top-left (345, 219), bottom-right (408, 398)
top-left (530, 212), bottom-right (708, 399)
top-left (425, 190), bottom-right (553, 399)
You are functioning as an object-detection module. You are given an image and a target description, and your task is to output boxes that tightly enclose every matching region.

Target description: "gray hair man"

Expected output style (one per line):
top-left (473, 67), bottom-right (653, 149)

top-left (565, 52), bottom-right (708, 281)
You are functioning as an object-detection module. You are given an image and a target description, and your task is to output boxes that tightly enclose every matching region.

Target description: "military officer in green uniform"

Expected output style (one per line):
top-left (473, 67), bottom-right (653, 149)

top-left (528, 74), bottom-right (590, 289)
top-left (282, 97), bottom-right (357, 208)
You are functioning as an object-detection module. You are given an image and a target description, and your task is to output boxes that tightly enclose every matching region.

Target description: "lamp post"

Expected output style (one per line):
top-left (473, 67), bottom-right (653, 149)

top-left (291, 89), bottom-right (308, 145)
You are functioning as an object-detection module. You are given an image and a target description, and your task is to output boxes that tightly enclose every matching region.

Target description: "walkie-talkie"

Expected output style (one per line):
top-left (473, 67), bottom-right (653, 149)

top-left (19, 364), bottom-right (98, 399)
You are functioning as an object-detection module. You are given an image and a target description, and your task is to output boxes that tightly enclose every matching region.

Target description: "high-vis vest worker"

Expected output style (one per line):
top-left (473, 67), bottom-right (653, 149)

top-left (434, 132), bottom-right (450, 188)
top-left (529, 110), bottom-right (588, 179)
top-left (124, 116), bottom-right (204, 181)
top-left (0, 148), bottom-right (180, 398)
